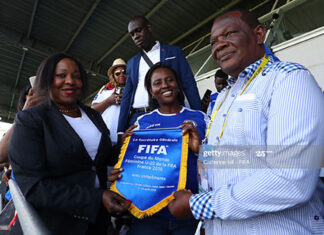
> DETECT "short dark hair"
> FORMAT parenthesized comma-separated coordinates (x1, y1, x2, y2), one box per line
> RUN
(215, 69, 228, 80)
(216, 9, 261, 28)
(17, 84, 32, 111)
(129, 16, 150, 26)
(144, 62, 185, 109)
(34, 53, 88, 99)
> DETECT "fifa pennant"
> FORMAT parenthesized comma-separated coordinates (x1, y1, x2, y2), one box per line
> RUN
(111, 128, 189, 219)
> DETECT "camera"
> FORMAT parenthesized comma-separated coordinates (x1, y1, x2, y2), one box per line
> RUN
(115, 87, 124, 95)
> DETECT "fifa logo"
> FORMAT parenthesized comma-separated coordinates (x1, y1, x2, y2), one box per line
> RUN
(137, 145, 168, 155)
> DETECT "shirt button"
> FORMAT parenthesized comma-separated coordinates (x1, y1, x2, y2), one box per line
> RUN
(231, 94, 235, 97)
(216, 137, 219, 141)
(314, 215, 319, 220)
(237, 108, 243, 112)
(222, 114, 227, 117)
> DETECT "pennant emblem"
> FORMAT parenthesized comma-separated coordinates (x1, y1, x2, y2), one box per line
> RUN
(111, 128, 188, 218)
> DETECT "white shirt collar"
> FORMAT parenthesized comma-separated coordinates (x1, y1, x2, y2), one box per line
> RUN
(146, 41, 160, 53)
(156, 106, 185, 116)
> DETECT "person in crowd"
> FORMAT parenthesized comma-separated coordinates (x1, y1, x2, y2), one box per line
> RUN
(214, 69, 229, 94)
(117, 16, 202, 137)
(0, 85, 41, 163)
(168, 9, 324, 234)
(110, 63, 207, 235)
(92, 58, 131, 235)
(201, 69, 228, 116)
(0, 83, 45, 184)
(92, 58, 127, 145)
(9, 53, 130, 235)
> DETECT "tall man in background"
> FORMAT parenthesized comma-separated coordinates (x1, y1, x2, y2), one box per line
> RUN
(117, 16, 202, 135)
(168, 9, 324, 234)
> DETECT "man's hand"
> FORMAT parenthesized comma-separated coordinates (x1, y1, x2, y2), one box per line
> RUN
(168, 189, 193, 219)
(102, 190, 131, 216)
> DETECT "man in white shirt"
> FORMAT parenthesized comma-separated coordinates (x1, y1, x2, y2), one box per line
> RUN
(168, 9, 324, 234)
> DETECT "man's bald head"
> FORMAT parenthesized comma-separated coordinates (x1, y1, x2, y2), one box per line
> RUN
(129, 16, 150, 26)
(216, 9, 261, 28)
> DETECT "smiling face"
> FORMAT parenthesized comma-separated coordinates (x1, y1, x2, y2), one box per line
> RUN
(128, 18, 155, 52)
(149, 68, 179, 107)
(210, 11, 265, 78)
(50, 58, 82, 107)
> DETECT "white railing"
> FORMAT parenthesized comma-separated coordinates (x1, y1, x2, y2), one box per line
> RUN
(8, 179, 50, 235)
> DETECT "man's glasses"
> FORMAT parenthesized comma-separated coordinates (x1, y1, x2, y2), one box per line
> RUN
(114, 70, 126, 77)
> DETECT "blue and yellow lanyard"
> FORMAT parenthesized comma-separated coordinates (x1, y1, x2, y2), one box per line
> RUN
(205, 55, 270, 140)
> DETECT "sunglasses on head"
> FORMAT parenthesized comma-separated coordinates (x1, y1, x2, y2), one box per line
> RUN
(114, 70, 126, 76)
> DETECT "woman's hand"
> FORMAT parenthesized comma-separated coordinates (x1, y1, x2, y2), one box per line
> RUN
(102, 190, 131, 216)
(1, 169, 11, 186)
(106, 89, 117, 105)
(92, 89, 121, 113)
(121, 125, 137, 145)
(107, 89, 123, 105)
(108, 168, 123, 183)
(168, 189, 193, 219)
(179, 122, 201, 154)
